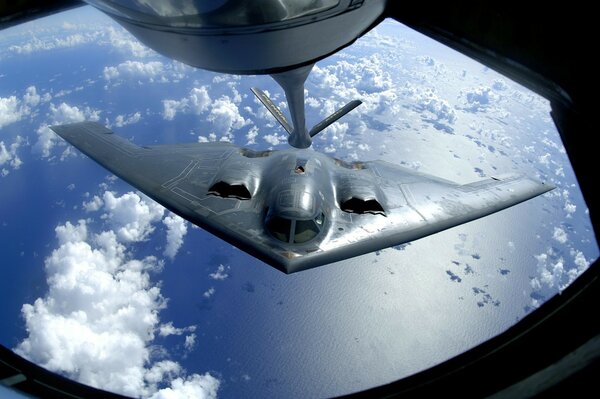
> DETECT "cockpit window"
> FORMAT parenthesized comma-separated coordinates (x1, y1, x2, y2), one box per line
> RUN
(294, 219, 319, 244)
(267, 216, 291, 243)
(268, 213, 325, 244)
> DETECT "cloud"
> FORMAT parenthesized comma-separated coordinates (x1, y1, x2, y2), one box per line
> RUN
(206, 95, 250, 136)
(530, 243, 592, 306)
(552, 227, 568, 244)
(103, 58, 193, 86)
(0, 136, 24, 175)
(158, 322, 195, 337)
(114, 112, 142, 127)
(54, 102, 97, 122)
(564, 201, 576, 215)
(189, 87, 211, 114)
(402, 84, 456, 132)
(571, 249, 590, 272)
(162, 90, 248, 140)
(23, 86, 41, 107)
(416, 55, 436, 66)
(16, 200, 219, 397)
(162, 213, 187, 260)
(83, 195, 104, 212)
(92, 191, 186, 258)
(208, 264, 229, 281)
(532, 251, 565, 291)
(101, 191, 165, 243)
(162, 99, 187, 121)
(104, 61, 165, 81)
(322, 121, 348, 141)
(15, 219, 164, 396)
(8, 33, 97, 55)
(161, 86, 211, 121)
(538, 153, 551, 165)
(461, 86, 498, 112)
(310, 56, 396, 113)
(492, 79, 508, 91)
(245, 126, 259, 145)
(0, 96, 24, 128)
(263, 132, 287, 146)
(105, 26, 153, 58)
(184, 334, 197, 351)
(34, 102, 101, 157)
(198, 133, 218, 143)
(149, 374, 219, 399)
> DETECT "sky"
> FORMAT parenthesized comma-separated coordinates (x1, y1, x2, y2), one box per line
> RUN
(0, 5, 598, 399)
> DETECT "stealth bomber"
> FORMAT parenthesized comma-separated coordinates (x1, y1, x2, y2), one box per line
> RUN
(51, 86, 553, 273)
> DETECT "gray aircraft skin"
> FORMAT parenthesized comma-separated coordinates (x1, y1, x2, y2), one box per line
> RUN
(50, 114, 553, 273)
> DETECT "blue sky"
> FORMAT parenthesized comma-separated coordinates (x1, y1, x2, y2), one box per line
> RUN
(0, 6, 598, 398)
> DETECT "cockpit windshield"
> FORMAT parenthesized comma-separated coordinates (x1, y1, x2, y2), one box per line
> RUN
(267, 216, 292, 243)
(294, 219, 319, 243)
(267, 213, 325, 244)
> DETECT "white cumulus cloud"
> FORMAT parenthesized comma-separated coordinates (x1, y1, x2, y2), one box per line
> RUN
(0, 96, 24, 128)
(149, 374, 219, 399)
(105, 26, 152, 58)
(564, 201, 576, 215)
(571, 249, 590, 272)
(263, 133, 286, 146)
(158, 322, 195, 337)
(23, 86, 41, 107)
(162, 99, 187, 121)
(206, 95, 250, 137)
(209, 264, 229, 281)
(34, 102, 101, 157)
(462, 86, 498, 112)
(184, 334, 196, 351)
(162, 213, 187, 260)
(162, 90, 247, 140)
(115, 112, 142, 127)
(0, 136, 24, 175)
(246, 126, 259, 145)
(15, 202, 219, 397)
(101, 191, 164, 243)
(552, 227, 568, 244)
(103, 61, 165, 82)
(9, 33, 97, 55)
(403, 84, 456, 128)
(161, 86, 211, 120)
(202, 287, 216, 298)
(83, 195, 104, 212)
(188, 86, 211, 114)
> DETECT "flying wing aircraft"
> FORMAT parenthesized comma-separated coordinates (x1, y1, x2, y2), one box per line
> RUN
(50, 94, 553, 273)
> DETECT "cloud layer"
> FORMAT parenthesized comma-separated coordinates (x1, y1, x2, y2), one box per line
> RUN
(16, 192, 215, 398)
(0, 136, 24, 177)
(34, 102, 102, 158)
(162, 213, 188, 260)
